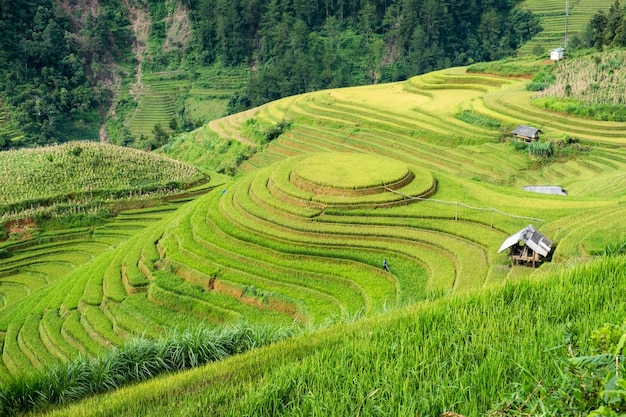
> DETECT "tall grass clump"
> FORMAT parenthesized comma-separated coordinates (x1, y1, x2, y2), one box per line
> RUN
(604, 240, 626, 257)
(492, 320, 626, 416)
(240, 118, 292, 145)
(528, 140, 553, 158)
(526, 67, 556, 91)
(0, 322, 300, 416)
(455, 110, 502, 129)
(509, 139, 557, 160)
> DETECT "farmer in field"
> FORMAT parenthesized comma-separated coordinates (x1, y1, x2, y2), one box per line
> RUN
(382, 259, 390, 272)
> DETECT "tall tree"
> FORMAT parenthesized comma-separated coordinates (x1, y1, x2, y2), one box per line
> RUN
(605, 0, 623, 45)
(590, 12, 609, 50)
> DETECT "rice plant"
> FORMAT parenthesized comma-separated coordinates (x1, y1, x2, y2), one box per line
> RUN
(31, 255, 625, 417)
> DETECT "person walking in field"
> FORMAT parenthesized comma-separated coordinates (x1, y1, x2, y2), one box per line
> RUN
(382, 259, 390, 272)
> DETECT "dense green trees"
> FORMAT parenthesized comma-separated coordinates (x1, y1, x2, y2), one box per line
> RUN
(573, 0, 626, 50)
(192, 0, 541, 108)
(0, 2, 86, 145)
(0, 0, 133, 147)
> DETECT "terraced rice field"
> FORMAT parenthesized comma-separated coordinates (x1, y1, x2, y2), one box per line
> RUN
(186, 66, 248, 124)
(130, 67, 248, 141)
(130, 72, 188, 140)
(2, 65, 626, 379)
(211, 65, 626, 267)
(0, 149, 498, 377)
(520, 0, 615, 55)
(0, 203, 192, 379)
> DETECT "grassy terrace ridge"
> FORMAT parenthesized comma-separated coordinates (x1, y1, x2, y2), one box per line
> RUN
(2, 57, 626, 415)
(293, 153, 410, 191)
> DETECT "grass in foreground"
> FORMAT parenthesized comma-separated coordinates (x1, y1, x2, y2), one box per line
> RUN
(32, 254, 626, 417)
(0, 323, 299, 416)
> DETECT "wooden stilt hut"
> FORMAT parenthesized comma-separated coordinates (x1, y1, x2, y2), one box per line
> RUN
(511, 125, 542, 143)
(498, 224, 553, 268)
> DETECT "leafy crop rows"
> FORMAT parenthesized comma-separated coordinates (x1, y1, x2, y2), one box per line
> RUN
(0, 142, 203, 222)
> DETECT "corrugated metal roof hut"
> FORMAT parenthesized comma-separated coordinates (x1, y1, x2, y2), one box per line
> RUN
(511, 125, 542, 142)
(498, 224, 553, 267)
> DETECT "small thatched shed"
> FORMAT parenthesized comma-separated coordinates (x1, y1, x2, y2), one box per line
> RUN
(511, 125, 542, 142)
(498, 224, 553, 268)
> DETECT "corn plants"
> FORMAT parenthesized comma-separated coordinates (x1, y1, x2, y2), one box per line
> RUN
(0, 141, 203, 216)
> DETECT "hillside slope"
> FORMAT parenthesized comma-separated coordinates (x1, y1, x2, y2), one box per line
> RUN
(520, 0, 616, 54)
(1, 0, 540, 147)
(2, 0, 613, 147)
(1, 63, 626, 416)
(35, 254, 626, 416)
(0, 141, 204, 224)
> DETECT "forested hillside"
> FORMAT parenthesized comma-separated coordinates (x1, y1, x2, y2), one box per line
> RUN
(0, 0, 541, 148)
(195, 0, 541, 110)
(0, 0, 133, 147)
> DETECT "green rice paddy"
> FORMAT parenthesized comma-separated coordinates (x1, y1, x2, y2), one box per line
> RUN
(293, 153, 410, 190)
(2, 54, 626, 416)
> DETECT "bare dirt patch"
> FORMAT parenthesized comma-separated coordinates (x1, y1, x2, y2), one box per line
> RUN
(3, 219, 36, 242)
(163, 2, 192, 52)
